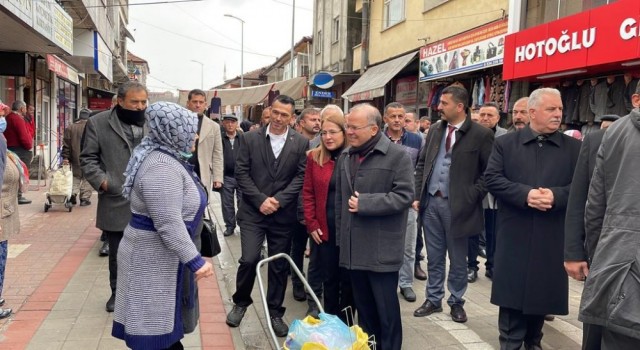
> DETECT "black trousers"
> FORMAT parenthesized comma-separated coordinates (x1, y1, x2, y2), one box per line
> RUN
(583, 323, 603, 350)
(307, 231, 354, 321)
(290, 222, 308, 286)
(232, 219, 292, 317)
(601, 327, 640, 349)
(105, 230, 124, 294)
(350, 270, 402, 350)
(468, 208, 497, 271)
(498, 307, 544, 350)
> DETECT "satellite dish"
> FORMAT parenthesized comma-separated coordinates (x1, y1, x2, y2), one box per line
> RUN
(312, 72, 335, 89)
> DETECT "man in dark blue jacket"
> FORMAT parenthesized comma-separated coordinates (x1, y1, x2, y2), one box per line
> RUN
(220, 114, 243, 236)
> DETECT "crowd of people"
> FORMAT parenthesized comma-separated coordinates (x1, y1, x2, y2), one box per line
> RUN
(0, 78, 638, 350)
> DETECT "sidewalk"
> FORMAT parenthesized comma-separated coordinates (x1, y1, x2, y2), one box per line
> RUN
(0, 186, 587, 349)
(0, 188, 238, 349)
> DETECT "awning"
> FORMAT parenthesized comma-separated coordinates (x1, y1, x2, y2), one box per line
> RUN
(342, 51, 417, 103)
(177, 76, 307, 106)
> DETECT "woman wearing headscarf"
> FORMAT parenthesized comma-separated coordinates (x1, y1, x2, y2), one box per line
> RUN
(302, 108, 354, 320)
(112, 102, 213, 350)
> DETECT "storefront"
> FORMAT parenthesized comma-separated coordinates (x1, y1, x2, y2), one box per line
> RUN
(503, 0, 640, 133)
(419, 18, 509, 120)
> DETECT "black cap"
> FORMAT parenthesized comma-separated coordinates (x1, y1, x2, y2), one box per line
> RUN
(599, 114, 619, 122)
(222, 114, 238, 121)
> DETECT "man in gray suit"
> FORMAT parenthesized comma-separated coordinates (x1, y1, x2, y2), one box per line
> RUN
(81, 81, 148, 312)
(468, 102, 507, 282)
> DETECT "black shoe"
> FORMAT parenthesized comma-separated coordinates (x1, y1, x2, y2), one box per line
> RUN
(18, 197, 32, 205)
(223, 228, 234, 237)
(400, 287, 417, 302)
(100, 232, 107, 242)
(99, 242, 109, 257)
(106, 294, 115, 312)
(80, 199, 91, 206)
(479, 247, 487, 259)
(544, 315, 555, 321)
(292, 284, 306, 302)
(525, 343, 543, 350)
(270, 316, 289, 337)
(306, 302, 320, 319)
(413, 300, 442, 317)
(0, 298, 4, 306)
(0, 308, 11, 319)
(450, 304, 468, 323)
(467, 268, 478, 283)
(414, 265, 427, 281)
(69, 194, 77, 205)
(485, 269, 493, 279)
(226, 305, 247, 327)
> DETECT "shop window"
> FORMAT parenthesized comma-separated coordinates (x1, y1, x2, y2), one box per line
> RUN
(424, 0, 450, 12)
(383, 0, 405, 29)
(525, 0, 616, 29)
(332, 16, 340, 44)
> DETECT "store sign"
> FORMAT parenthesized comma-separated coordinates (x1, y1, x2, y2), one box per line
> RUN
(94, 32, 113, 82)
(311, 90, 335, 99)
(46, 55, 79, 84)
(52, 5, 74, 55)
(503, 0, 640, 80)
(1, 0, 33, 26)
(395, 76, 417, 105)
(419, 19, 508, 82)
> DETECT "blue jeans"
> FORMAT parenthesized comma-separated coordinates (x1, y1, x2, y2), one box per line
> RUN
(0, 240, 8, 296)
(423, 196, 468, 306)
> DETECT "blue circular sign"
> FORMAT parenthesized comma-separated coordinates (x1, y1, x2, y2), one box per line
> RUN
(312, 72, 335, 89)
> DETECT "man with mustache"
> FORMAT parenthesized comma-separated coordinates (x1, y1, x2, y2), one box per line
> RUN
(484, 88, 581, 349)
(508, 97, 529, 132)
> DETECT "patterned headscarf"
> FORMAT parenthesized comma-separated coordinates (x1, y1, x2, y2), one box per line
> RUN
(122, 102, 198, 199)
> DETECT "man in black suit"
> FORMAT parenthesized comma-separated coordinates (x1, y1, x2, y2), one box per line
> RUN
(225, 95, 309, 337)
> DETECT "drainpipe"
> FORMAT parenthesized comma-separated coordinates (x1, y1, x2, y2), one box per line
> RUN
(361, 0, 370, 72)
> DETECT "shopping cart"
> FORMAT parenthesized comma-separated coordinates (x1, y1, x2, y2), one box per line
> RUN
(44, 165, 73, 212)
(256, 253, 375, 350)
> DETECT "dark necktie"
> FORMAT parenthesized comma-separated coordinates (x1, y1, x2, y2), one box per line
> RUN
(445, 125, 456, 153)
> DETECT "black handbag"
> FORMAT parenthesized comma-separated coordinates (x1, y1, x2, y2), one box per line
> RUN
(200, 207, 221, 258)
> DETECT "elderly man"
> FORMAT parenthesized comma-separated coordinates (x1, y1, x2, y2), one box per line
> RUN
(220, 114, 243, 237)
(419, 116, 431, 135)
(508, 97, 530, 132)
(413, 85, 494, 323)
(485, 88, 581, 349)
(468, 102, 508, 282)
(579, 84, 640, 350)
(5, 100, 33, 204)
(382, 102, 423, 303)
(336, 103, 413, 349)
(81, 81, 148, 313)
(62, 108, 94, 207)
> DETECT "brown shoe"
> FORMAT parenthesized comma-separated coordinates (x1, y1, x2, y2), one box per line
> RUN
(413, 300, 442, 317)
(544, 315, 555, 321)
(450, 304, 468, 323)
(414, 265, 427, 281)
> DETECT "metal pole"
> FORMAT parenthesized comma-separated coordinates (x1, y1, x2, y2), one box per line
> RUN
(190, 60, 204, 90)
(290, 0, 295, 80)
(240, 20, 244, 88)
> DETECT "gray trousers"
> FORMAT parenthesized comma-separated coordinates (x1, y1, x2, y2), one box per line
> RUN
(423, 195, 468, 306)
(72, 176, 93, 201)
(398, 208, 418, 288)
(221, 175, 241, 230)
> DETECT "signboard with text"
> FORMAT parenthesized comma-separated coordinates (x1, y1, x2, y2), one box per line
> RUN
(503, 0, 640, 80)
(395, 76, 417, 105)
(419, 19, 508, 82)
(311, 90, 335, 99)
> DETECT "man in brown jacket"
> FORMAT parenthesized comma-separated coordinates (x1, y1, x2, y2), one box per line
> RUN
(62, 108, 93, 207)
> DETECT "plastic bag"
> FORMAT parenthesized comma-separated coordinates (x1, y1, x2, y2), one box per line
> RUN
(284, 313, 370, 350)
(49, 165, 73, 197)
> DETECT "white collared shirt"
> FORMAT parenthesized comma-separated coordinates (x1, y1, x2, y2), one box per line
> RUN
(448, 120, 465, 149)
(266, 124, 288, 158)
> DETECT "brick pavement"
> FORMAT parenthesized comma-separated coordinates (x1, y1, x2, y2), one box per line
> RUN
(0, 189, 237, 349)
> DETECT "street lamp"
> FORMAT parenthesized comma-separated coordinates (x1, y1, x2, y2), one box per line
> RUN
(224, 14, 245, 88)
(190, 59, 204, 90)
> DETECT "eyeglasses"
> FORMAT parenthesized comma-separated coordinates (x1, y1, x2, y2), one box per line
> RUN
(345, 124, 373, 131)
(320, 130, 343, 136)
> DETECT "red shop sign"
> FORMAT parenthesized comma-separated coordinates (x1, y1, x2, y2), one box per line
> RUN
(503, 0, 640, 80)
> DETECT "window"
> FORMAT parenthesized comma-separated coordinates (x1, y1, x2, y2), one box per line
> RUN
(315, 30, 323, 54)
(424, 0, 450, 12)
(332, 16, 340, 43)
(525, 0, 617, 29)
(383, 0, 405, 29)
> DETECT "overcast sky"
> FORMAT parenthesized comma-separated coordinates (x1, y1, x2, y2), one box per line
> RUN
(127, 0, 313, 92)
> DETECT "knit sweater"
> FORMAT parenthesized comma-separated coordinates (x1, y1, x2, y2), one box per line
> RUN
(112, 150, 206, 350)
